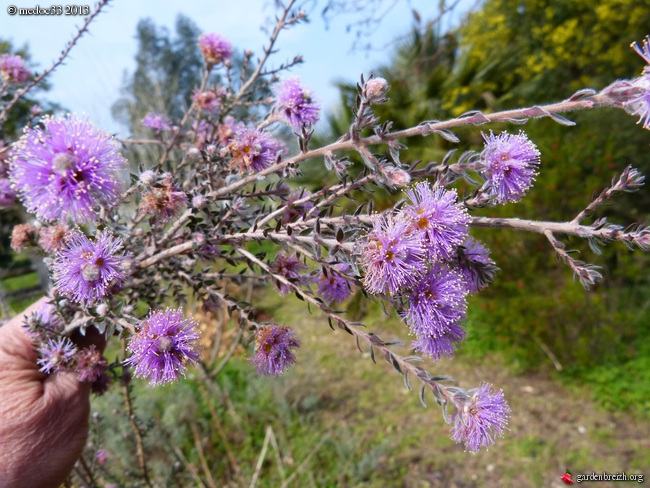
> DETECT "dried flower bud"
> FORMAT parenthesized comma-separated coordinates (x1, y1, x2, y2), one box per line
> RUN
(363, 77, 389, 103)
(38, 224, 68, 253)
(192, 195, 207, 209)
(206, 144, 218, 157)
(384, 166, 411, 187)
(96, 303, 109, 317)
(192, 232, 207, 247)
(139, 182, 188, 224)
(139, 170, 156, 186)
(187, 147, 201, 160)
(11, 223, 37, 251)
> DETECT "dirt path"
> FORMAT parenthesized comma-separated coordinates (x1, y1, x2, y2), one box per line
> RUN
(265, 295, 650, 487)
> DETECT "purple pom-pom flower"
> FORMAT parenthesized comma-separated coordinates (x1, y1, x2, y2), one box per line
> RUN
(250, 324, 300, 376)
(452, 237, 498, 294)
(450, 383, 511, 453)
(227, 127, 283, 174)
(75, 345, 108, 383)
(124, 309, 201, 386)
(317, 263, 352, 303)
(402, 182, 470, 261)
(412, 323, 466, 361)
(198, 33, 232, 66)
(0, 54, 30, 84)
(480, 131, 540, 204)
(52, 230, 130, 306)
(402, 264, 468, 339)
(361, 213, 426, 295)
(37, 337, 77, 374)
(273, 77, 320, 131)
(9, 115, 127, 223)
(141, 113, 172, 132)
(272, 253, 308, 296)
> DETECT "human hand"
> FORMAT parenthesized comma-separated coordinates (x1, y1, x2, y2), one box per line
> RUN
(0, 298, 93, 488)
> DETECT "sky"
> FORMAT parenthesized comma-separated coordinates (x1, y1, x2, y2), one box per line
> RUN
(1, 0, 474, 136)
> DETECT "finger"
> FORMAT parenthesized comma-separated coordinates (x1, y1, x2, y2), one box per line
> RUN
(0, 297, 49, 371)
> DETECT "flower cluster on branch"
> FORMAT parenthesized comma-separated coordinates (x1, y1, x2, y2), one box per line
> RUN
(1, 1, 649, 457)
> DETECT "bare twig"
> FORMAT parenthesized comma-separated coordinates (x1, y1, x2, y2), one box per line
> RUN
(0, 0, 110, 123)
(191, 421, 218, 488)
(279, 436, 328, 488)
(173, 445, 208, 488)
(198, 384, 241, 477)
(122, 339, 153, 488)
(249, 425, 272, 488)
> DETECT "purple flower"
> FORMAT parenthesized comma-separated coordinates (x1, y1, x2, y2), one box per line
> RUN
(96, 450, 108, 465)
(75, 345, 108, 382)
(272, 253, 308, 296)
(451, 237, 498, 294)
(402, 182, 470, 261)
(0, 177, 15, 207)
(227, 127, 283, 173)
(450, 383, 510, 453)
(124, 309, 201, 386)
(139, 182, 188, 224)
(216, 116, 244, 144)
(402, 264, 468, 339)
(0, 54, 30, 83)
(273, 77, 320, 131)
(52, 230, 130, 305)
(198, 33, 232, 66)
(318, 263, 352, 303)
(192, 88, 224, 112)
(632, 35, 650, 74)
(361, 213, 426, 295)
(480, 131, 540, 204)
(625, 75, 650, 129)
(250, 324, 300, 376)
(30, 301, 64, 335)
(37, 337, 77, 374)
(282, 189, 316, 224)
(38, 223, 68, 253)
(412, 323, 466, 361)
(141, 113, 172, 132)
(9, 115, 127, 223)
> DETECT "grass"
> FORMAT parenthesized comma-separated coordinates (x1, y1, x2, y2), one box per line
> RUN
(0, 271, 41, 317)
(87, 291, 650, 486)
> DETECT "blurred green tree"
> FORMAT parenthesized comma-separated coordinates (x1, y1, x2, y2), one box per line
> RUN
(318, 0, 650, 373)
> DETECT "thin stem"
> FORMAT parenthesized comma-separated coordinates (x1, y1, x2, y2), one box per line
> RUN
(231, 0, 298, 108)
(172, 445, 207, 488)
(160, 68, 211, 167)
(198, 383, 241, 477)
(121, 352, 153, 488)
(190, 421, 218, 488)
(249, 425, 272, 488)
(234, 246, 446, 395)
(211, 95, 611, 198)
(137, 241, 193, 269)
(0, 0, 110, 123)
(279, 436, 328, 488)
(219, 231, 355, 252)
